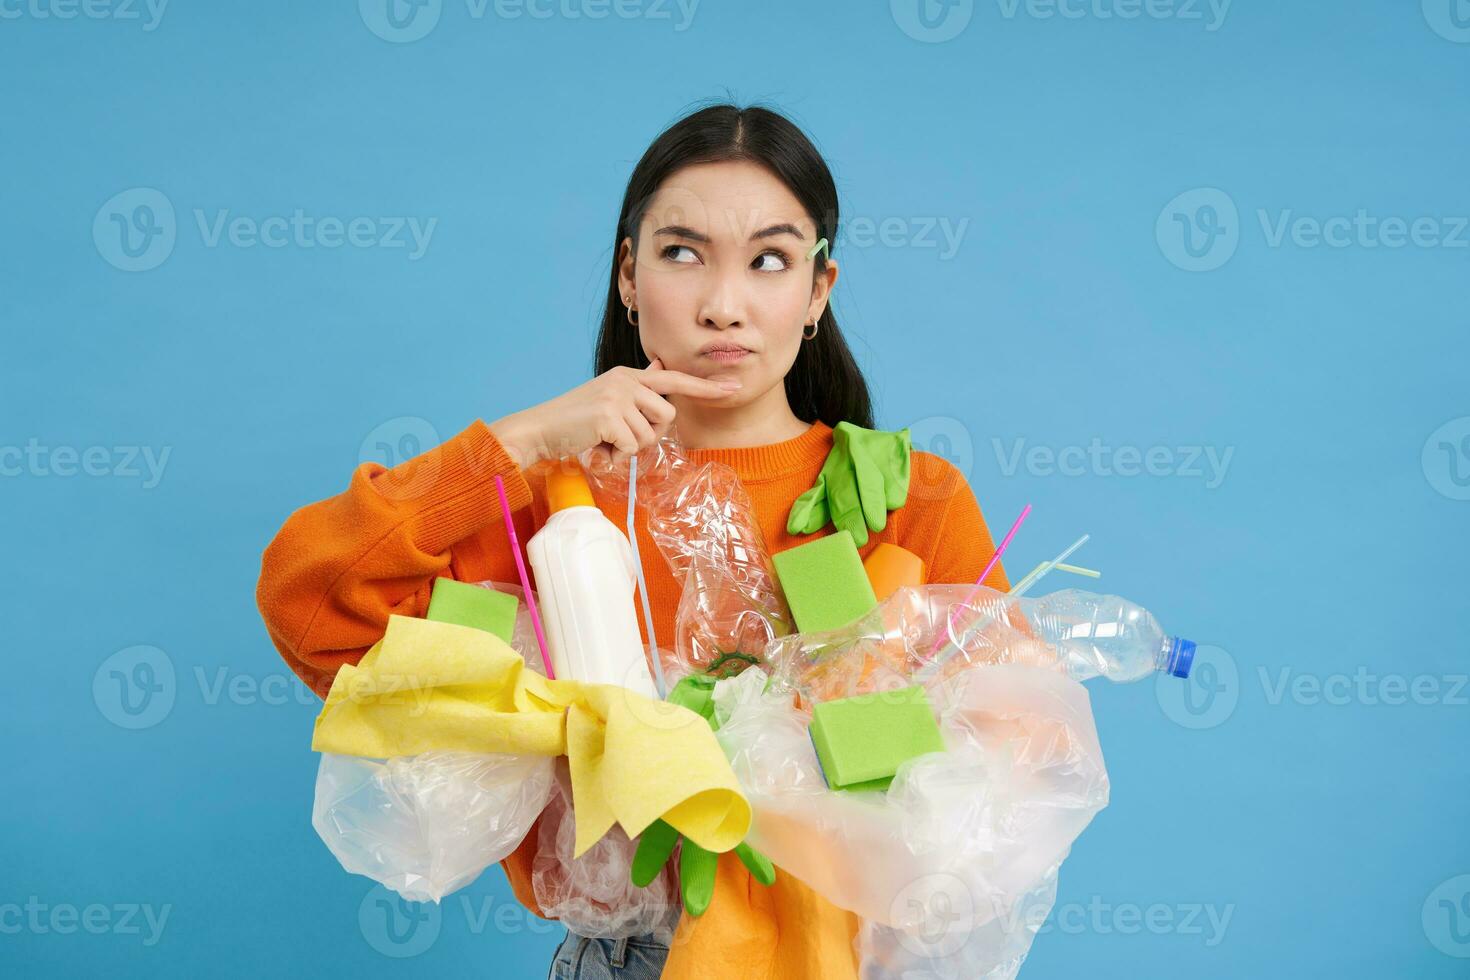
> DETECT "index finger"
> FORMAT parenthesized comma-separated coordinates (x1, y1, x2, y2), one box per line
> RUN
(640, 368, 739, 400)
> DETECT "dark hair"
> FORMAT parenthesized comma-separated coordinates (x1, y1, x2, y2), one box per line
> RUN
(593, 101, 874, 430)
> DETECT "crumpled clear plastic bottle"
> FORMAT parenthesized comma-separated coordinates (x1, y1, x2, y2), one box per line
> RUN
(760, 584, 1194, 704)
(917, 586, 1195, 686)
(582, 435, 792, 680)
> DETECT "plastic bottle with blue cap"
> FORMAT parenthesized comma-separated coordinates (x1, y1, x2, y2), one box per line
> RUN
(1007, 588, 1196, 682)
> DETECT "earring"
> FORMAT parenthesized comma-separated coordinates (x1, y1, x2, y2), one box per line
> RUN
(625, 299, 639, 327)
(802, 320, 819, 340)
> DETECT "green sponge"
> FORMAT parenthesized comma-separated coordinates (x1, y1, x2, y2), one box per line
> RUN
(809, 685, 945, 793)
(425, 578, 518, 644)
(772, 530, 879, 634)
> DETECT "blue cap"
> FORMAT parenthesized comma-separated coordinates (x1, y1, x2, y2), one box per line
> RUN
(1165, 637, 1196, 679)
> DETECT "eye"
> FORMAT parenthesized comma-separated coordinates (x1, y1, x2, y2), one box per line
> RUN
(753, 249, 791, 272)
(661, 244, 699, 264)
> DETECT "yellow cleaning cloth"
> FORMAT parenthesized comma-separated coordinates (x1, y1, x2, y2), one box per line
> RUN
(311, 614, 750, 858)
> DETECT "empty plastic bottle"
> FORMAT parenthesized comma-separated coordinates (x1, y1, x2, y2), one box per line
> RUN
(1005, 588, 1195, 682)
(526, 465, 658, 698)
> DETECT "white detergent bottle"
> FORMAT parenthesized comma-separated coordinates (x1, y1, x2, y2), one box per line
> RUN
(526, 464, 658, 698)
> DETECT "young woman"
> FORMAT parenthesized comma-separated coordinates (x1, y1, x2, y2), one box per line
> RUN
(257, 102, 1008, 980)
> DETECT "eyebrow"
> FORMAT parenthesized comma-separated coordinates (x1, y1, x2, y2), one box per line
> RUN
(653, 222, 807, 244)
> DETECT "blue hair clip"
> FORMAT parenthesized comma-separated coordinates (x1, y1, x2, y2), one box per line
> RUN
(806, 236, 830, 261)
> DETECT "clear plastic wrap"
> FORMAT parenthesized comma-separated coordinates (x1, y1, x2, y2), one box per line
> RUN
(584, 442, 1155, 973)
(531, 757, 681, 944)
(713, 647, 1109, 976)
(761, 584, 1059, 706)
(763, 583, 1192, 707)
(583, 436, 792, 679)
(855, 866, 1060, 980)
(712, 663, 1106, 921)
(307, 452, 1183, 975)
(312, 581, 553, 903)
(312, 750, 555, 903)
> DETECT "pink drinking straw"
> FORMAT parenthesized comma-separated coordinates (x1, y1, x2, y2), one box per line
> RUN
(495, 474, 554, 680)
(927, 502, 1032, 658)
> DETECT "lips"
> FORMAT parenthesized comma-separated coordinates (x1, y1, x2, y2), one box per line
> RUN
(699, 342, 755, 365)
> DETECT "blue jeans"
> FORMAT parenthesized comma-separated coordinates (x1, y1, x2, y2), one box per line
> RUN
(547, 928, 671, 979)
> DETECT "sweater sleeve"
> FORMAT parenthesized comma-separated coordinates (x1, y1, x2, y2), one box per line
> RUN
(257, 419, 554, 919)
(255, 419, 534, 699)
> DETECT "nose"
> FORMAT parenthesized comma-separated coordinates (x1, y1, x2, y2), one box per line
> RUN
(697, 266, 748, 330)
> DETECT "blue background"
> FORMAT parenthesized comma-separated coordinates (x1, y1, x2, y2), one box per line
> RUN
(3, 1, 1468, 976)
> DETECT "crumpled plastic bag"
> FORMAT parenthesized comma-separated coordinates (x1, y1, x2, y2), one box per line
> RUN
(311, 582, 554, 904)
(532, 757, 681, 944)
(312, 749, 555, 903)
(712, 658, 1108, 977)
(855, 865, 1060, 980)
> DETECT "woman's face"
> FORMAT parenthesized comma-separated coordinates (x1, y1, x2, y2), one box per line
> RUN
(617, 160, 838, 402)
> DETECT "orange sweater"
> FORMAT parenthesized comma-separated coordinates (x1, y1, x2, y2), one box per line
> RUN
(257, 418, 1008, 979)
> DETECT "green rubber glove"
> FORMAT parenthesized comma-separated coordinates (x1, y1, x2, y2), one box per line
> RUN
(630, 819, 775, 916)
(628, 675, 777, 915)
(787, 422, 912, 548)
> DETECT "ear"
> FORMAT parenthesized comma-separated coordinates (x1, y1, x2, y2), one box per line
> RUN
(806, 259, 839, 324)
(617, 236, 637, 300)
